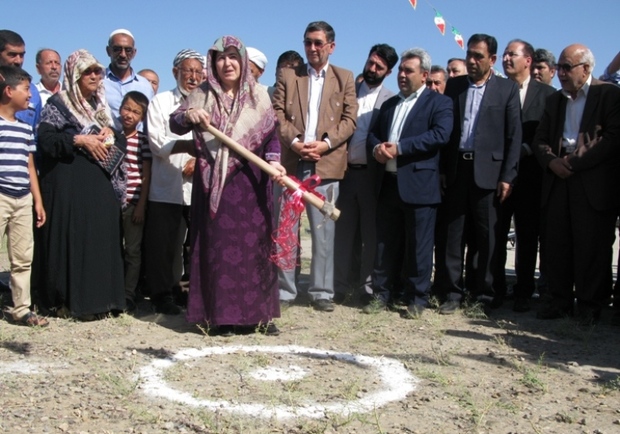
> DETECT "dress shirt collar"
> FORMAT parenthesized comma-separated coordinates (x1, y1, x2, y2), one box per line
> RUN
(467, 73, 492, 89)
(358, 81, 382, 97)
(561, 74, 592, 100)
(398, 85, 424, 102)
(520, 75, 531, 90)
(308, 62, 329, 79)
(172, 86, 184, 103)
(106, 66, 138, 84)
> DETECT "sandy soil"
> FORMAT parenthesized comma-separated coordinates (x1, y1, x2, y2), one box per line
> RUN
(1, 231, 620, 434)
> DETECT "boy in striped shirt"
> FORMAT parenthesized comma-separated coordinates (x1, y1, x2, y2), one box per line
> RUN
(0, 65, 47, 326)
(119, 91, 151, 312)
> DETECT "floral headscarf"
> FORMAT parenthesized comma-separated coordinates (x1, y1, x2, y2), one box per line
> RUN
(59, 49, 112, 129)
(181, 35, 277, 217)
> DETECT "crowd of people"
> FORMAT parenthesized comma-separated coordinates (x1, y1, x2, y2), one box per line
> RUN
(0, 21, 619, 335)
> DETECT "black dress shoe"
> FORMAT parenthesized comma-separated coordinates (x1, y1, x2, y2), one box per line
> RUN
(257, 323, 281, 336)
(312, 299, 335, 312)
(490, 296, 504, 309)
(513, 298, 531, 313)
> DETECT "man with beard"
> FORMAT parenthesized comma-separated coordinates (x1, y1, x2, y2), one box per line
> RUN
(333, 44, 397, 304)
(34, 49, 61, 106)
(104, 29, 153, 124)
(0, 30, 42, 130)
(144, 49, 204, 315)
(363, 48, 453, 316)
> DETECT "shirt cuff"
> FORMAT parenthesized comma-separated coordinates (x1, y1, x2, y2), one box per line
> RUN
(324, 137, 332, 150)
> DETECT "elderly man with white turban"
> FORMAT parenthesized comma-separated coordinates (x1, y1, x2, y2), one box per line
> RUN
(144, 48, 205, 315)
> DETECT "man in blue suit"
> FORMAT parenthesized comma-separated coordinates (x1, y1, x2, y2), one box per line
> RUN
(434, 34, 522, 314)
(364, 48, 453, 317)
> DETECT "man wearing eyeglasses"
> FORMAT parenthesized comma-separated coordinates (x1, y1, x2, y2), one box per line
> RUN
(534, 44, 620, 325)
(272, 20, 358, 312)
(144, 49, 205, 315)
(493, 39, 555, 313)
(433, 33, 522, 315)
(104, 29, 154, 124)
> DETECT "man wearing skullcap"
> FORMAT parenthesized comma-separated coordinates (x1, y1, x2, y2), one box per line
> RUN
(144, 49, 205, 315)
(104, 28, 154, 124)
(246, 47, 268, 83)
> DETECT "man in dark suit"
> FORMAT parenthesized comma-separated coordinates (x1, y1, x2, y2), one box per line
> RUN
(534, 43, 620, 324)
(494, 39, 556, 312)
(363, 48, 453, 317)
(333, 44, 397, 304)
(272, 21, 358, 312)
(434, 33, 522, 314)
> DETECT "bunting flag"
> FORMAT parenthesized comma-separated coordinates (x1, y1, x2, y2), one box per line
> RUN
(452, 27, 464, 50)
(407, 0, 466, 50)
(434, 12, 446, 35)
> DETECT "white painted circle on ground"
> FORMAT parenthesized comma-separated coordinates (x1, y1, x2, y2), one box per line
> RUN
(139, 345, 419, 419)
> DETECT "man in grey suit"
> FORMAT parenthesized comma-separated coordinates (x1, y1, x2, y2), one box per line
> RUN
(434, 33, 522, 314)
(334, 44, 398, 304)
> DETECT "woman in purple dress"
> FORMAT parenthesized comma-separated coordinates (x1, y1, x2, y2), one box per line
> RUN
(170, 36, 285, 336)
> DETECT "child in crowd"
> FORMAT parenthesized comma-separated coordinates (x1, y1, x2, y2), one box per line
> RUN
(119, 91, 151, 312)
(0, 65, 47, 326)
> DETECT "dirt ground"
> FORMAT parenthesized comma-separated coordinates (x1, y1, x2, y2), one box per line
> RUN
(1, 226, 620, 434)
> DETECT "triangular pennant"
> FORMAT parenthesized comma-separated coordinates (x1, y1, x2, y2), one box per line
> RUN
(452, 27, 464, 49)
(408, 0, 417, 9)
(434, 12, 446, 35)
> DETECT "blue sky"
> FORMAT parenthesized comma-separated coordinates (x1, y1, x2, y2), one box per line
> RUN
(8, 0, 620, 93)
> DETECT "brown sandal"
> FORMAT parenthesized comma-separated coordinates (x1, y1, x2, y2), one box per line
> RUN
(17, 312, 49, 327)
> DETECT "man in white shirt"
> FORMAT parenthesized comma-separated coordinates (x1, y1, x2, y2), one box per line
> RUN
(272, 21, 358, 312)
(333, 44, 397, 304)
(145, 49, 204, 315)
(496, 39, 555, 312)
(34, 49, 61, 106)
(534, 44, 620, 324)
(364, 48, 453, 317)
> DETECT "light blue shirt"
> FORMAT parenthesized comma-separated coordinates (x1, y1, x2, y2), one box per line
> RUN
(459, 78, 489, 152)
(104, 67, 154, 129)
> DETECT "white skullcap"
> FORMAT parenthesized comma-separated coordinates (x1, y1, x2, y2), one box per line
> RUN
(109, 29, 135, 40)
(246, 47, 268, 71)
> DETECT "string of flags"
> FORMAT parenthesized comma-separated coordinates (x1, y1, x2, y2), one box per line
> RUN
(408, 0, 465, 50)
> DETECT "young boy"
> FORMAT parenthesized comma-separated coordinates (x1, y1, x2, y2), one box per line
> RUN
(119, 91, 151, 312)
(0, 65, 47, 326)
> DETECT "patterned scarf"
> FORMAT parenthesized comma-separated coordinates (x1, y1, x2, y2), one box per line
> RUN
(182, 36, 277, 217)
(58, 49, 112, 129)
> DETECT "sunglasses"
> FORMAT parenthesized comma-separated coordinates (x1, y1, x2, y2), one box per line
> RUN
(556, 62, 585, 72)
(303, 39, 329, 49)
(111, 46, 135, 55)
(82, 67, 103, 76)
